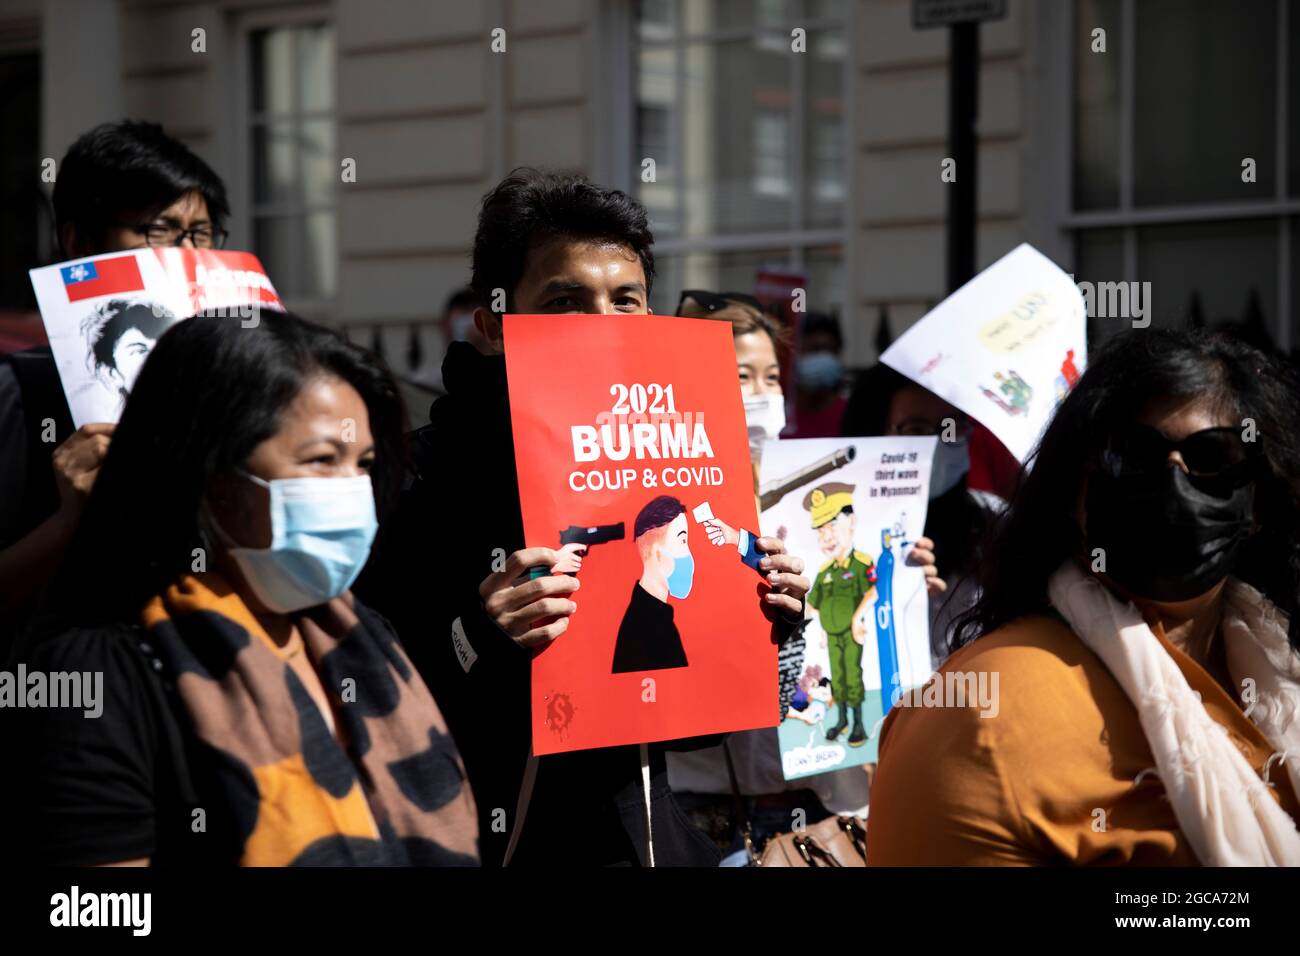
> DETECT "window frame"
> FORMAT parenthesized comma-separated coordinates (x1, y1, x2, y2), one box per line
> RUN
(625, 0, 852, 310)
(233, 4, 338, 318)
(1063, 0, 1294, 350)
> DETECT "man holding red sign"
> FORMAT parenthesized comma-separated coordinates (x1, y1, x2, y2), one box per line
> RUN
(362, 168, 808, 867)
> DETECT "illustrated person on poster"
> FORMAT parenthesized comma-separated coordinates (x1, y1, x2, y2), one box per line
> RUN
(79, 299, 176, 415)
(1054, 348, 1081, 400)
(980, 369, 1033, 417)
(786, 669, 833, 724)
(611, 495, 776, 674)
(612, 496, 694, 674)
(803, 482, 877, 748)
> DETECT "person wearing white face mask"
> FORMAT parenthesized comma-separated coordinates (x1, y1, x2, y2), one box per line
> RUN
(7, 311, 479, 867)
(676, 290, 788, 491)
(842, 363, 1007, 668)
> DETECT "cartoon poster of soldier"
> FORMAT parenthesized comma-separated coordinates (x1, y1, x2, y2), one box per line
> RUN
(30, 247, 283, 428)
(879, 243, 1087, 462)
(758, 435, 936, 779)
(504, 313, 778, 756)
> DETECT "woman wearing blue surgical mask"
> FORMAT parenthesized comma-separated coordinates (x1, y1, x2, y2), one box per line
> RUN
(6, 311, 479, 867)
(842, 363, 1005, 667)
(789, 312, 849, 439)
(868, 329, 1300, 866)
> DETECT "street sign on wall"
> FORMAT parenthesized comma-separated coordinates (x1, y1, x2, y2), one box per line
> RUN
(913, 0, 1008, 29)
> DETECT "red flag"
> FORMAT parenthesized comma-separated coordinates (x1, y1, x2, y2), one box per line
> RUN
(61, 255, 146, 303)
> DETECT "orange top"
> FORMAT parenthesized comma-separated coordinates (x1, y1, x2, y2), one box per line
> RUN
(866, 614, 1300, 865)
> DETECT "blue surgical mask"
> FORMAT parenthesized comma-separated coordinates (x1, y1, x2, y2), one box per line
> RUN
(449, 311, 475, 342)
(796, 352, 843, 391)
(206, 472, 379, 613)
(666, 552, 695, 600)
(929, 436, 970, 499)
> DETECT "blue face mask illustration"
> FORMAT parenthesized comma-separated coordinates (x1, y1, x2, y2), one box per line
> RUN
(666, 552, 695, 599)
(206, 472, 379, 613)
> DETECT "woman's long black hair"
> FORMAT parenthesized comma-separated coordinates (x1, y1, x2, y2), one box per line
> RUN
(951, 328, 1300, 653)
(36, 310, 407, 634)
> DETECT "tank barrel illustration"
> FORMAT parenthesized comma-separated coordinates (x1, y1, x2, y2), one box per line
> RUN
(759, 446, 856, 512)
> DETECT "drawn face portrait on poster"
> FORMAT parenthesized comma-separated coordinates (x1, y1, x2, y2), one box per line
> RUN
(816, 508, 856, 562)
(31, 249, 283, 428)
(612, 495, 696, 674)
(640, 506, 694, 601)
(79, 298, 177, 413)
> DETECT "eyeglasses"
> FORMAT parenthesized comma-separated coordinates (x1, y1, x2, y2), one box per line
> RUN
(118, 221, 229, 250)
(1101, 423, 1261, 493)
(676, 289, 764, 315)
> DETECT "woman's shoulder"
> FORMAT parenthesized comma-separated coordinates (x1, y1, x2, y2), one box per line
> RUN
(880, 612, 1126, 794)
(942, 613, 1100, 680)
(905, 613, 1120, 733)
(19, 621, 157, 685)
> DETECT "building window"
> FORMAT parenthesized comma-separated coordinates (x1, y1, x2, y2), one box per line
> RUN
(248, 22, 337, 302)
(1069, 0, 1298, 351)
(754, 111, 791, 197)
(633, 0, 848, 318)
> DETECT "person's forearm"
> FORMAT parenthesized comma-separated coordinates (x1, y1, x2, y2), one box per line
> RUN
(0, 508, 77, 611)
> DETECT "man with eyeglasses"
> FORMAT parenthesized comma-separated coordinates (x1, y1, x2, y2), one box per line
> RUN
(0, 120, 230, 640)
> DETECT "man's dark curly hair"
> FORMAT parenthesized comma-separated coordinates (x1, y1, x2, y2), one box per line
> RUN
(470, 167, 655, 313)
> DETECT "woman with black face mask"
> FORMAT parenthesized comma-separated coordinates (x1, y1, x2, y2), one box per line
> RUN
(866, 329, 1300, 866)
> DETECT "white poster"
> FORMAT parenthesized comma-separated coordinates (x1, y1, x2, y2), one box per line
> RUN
(29, 248, 283, 428)
(759, 436, 935, 780)
(880, 243, 1087, 462)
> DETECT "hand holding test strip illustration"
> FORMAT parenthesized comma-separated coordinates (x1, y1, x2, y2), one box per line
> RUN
(694, 502, 730, 546)
(693, 501, 764, 573)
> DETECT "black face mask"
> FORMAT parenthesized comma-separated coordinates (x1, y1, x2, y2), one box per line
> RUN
(1085, 464, 1255, 602)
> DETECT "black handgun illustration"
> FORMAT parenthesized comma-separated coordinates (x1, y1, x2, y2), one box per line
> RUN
(559, 522, 626, 552)
(529, 523, 626, 579)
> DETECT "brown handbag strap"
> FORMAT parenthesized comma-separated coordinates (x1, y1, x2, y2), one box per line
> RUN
(839, 816, 869, 860)
(794, 834, 842, 867)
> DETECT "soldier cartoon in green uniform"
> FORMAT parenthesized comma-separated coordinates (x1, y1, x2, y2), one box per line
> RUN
(803, 482, 876, 747)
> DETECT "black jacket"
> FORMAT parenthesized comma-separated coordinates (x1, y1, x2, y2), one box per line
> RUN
(0, 347, 76, 652)
(357, 342, 727, 866)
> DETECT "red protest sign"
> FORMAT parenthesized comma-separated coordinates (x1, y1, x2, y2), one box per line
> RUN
(504, 313, 778, 755)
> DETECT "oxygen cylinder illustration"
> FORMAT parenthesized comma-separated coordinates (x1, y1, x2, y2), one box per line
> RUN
(875, 524, 903, 716)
